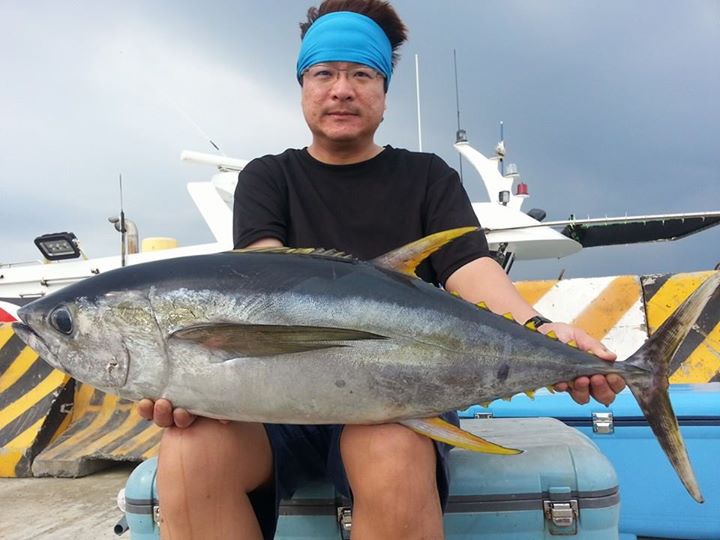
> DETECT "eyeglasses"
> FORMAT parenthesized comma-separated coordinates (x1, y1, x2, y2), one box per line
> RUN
(303, 64, 385, 88)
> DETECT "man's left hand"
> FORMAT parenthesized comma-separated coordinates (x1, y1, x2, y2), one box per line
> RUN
(540, 322, 626, 406)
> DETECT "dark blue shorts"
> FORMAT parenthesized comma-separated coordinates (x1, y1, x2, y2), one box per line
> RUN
(248, 413, 458, 539)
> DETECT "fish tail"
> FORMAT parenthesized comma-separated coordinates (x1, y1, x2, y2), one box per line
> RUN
(622, 271, 720, 503)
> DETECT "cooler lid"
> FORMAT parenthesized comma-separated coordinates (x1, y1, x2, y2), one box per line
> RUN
(452, 418, 618, 500)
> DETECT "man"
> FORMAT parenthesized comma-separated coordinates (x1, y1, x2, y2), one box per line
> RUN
(138, 1, 625, 538)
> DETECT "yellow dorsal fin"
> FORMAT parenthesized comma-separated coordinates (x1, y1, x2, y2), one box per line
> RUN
(502, 312, 515, 321)
(476, 301, 489, 310)
(545, 330, 559, 340)
(371, 227, 479, 277)
(524, 390, 536, 400)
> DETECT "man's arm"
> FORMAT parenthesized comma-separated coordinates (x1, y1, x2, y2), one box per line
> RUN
(445, 256, 626, 406)
(244, 238, 284, 249)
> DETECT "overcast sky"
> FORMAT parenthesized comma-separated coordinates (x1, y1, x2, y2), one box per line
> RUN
(1, 0, 718, 280)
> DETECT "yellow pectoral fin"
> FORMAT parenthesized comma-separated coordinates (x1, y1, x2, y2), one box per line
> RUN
(399, 417, 522, 455)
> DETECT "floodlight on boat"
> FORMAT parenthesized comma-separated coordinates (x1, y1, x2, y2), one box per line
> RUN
(34, 232, 82, 261)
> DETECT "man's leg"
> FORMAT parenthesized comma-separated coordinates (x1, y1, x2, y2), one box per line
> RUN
(340, 424, 444, 540)
(156, 418, 273, 539)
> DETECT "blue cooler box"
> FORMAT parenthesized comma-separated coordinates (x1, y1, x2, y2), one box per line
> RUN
(121, 417, 620, 539)
(459, 383, 720, 540)
(441, 418, 619, 539)
(121, 457, 160, 540)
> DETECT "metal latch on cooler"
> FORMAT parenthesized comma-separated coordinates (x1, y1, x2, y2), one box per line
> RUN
(592, 411, 614, 433)
(543, 499, 578, 535)
(153, 505, 161, 526)
(337, 506, 352, 540)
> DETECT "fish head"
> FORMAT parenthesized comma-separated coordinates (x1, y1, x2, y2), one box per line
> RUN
(13, 286, 162, 394)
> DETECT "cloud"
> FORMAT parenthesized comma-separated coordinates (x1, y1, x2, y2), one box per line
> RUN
(2, 0, 718, 280)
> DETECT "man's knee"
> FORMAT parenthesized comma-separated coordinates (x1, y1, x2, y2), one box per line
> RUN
(341, 424, 437, 498)
(158, 418, 273, 493)
(341, 424, 442, 537)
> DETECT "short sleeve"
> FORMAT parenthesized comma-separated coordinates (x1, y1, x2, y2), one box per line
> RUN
(233, 157, 288, 249)
(422, 155, 490, 286)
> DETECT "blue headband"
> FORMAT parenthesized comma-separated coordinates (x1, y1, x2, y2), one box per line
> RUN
(296, 11, 393, 89)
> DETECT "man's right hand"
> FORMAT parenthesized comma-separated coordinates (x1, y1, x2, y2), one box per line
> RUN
(137, 398, 197, 428)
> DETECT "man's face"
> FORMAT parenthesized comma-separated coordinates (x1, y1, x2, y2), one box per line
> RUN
(301, 61, 387, 145)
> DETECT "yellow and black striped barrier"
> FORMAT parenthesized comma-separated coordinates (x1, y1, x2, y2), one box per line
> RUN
(0, 323, 73, 477)
(516, 271, 720, 382)
(517, 274, 648, 362)
(32, 383, 162, 477)
(0, 321, 161, 478)
(642, 271, 720, 383)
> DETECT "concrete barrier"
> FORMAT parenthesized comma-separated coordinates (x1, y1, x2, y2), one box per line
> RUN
(0, 323, 73, 477)
(32, 384, 161, 478)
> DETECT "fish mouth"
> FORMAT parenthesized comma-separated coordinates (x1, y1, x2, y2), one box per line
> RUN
(16, 304, 30, 325)
(14, 305, 52, 358)
(12, 321, 56, 368)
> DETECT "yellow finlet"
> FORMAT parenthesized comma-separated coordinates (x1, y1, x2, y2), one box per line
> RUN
(449, 291, 461, 297)
(371, 227, 479, 277)
(524, 320, 539, 331)
(501, 395, 513, 402)
(476, 301, 489, 310)
(399, 417, 522, 455)
(567, 340, 579, 349)
(545, 330, 559, 340)
(546, 385, 556, 394)
(524, 390, 536, 400)
(502, 312, 515, 321)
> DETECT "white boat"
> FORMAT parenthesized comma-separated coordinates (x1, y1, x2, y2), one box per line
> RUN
(0, 151, 242, 305)
(1, 140, 718, 312)
(455, 134, 720, 272)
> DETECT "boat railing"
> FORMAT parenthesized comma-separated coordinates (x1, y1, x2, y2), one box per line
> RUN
(0, 260, 45, 269)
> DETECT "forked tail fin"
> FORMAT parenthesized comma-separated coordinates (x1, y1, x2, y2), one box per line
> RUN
(623, 271, 720, 503)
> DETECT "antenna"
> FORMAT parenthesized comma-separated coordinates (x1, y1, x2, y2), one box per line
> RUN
(109, 175, 138, 264)
(175, 104, 223, 153)
(119, 174, 126, 267)
(500, 121, 504, 176)
(157, 88, 225, 154)
(415, 54, 423, 152)
(453, 49, 464, 183)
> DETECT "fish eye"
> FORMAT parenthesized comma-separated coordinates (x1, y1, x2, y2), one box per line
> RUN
(49, 306, 73, 335)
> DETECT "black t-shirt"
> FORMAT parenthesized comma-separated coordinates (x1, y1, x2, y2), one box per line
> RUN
(233, 146, 490, 286)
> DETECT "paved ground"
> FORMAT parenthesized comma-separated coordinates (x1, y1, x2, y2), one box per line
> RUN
(0, 464, 135, 540)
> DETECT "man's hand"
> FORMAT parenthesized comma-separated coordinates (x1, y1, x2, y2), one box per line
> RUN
(541, 322, 626, 406)
(137, 398, 197, 428)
